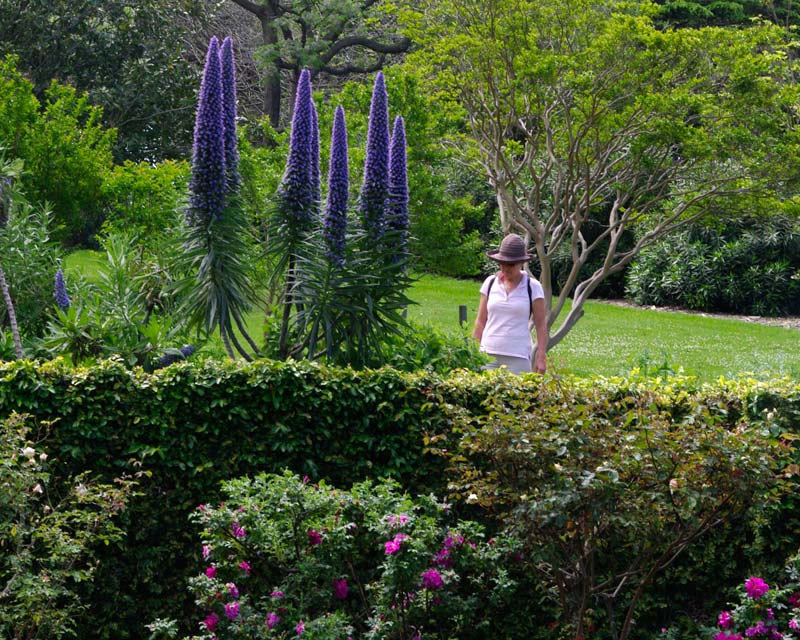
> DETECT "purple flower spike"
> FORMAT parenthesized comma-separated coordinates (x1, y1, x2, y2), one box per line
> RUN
(54, 268, 70, 312)
(220, 36, 240, 191)
(387, 115, 409, 263)
(323, 106, 349, 268)
(278, 69, 316, 235)
(359, 72, 390, 245)
(189, 37, 227, 226)
(310, 99, 321, 215)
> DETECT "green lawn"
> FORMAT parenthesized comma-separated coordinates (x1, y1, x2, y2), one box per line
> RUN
(64, 254, 800, 382)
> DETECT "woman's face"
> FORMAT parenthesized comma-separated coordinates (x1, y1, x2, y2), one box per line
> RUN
(499, 261, 522, 278)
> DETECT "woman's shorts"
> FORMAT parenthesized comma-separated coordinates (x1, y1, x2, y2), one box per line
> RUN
(482, 353, 531, 375)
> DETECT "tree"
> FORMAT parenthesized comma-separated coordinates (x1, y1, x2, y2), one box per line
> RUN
(0, 0, 213, 161)
(401, 0, 800, 350)
(652, 0, 800, 28)
(229, 0, 410, 127)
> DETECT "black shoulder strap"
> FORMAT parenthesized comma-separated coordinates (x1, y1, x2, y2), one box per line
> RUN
(487, 275, 533, 318)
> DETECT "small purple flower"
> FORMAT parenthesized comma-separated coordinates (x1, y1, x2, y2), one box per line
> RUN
(432, 547, 453, 568)
(204, 612, 219, 631)
(719, 611, 733, 629)
(224, 601, 240, 620)
(308, 529, 322, 545)
(745, 577, 770, 599)
(54, 269, 70, 312)
(226, 582, 239, 599)
(296, 619, 305, 635)
(238, 561, 251, 575)
(384, 533, 408, 555)
(266, 612, 280, 629)
(332, 577, 349, 600)
(421, 568, 444, 589)
(205, 566, 216, 579)
(231, 522, 246, 538)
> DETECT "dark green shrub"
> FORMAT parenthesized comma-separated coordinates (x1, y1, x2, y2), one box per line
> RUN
(627, 216, 800, 315)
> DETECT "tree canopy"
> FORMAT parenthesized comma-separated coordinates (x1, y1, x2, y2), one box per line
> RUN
(401, 0, 800, 348)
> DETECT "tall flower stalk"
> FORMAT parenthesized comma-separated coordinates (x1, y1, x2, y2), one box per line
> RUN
(359, 72, 390, 247)
(387, 115, 409, 266)
(0, 167, 23, 359)
(323, 106, 349, 269)
(54, 268, 70, 312)
(179, 36, 258, 360)
(310, 100, 321, 217)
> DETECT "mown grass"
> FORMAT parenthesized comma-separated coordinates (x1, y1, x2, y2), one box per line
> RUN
(64, 254, 800, 382)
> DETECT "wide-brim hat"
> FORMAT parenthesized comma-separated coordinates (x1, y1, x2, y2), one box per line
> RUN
(487, 233, 535, 262)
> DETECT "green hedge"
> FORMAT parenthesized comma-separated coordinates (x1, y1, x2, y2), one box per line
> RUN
(0, 358, 798, 638)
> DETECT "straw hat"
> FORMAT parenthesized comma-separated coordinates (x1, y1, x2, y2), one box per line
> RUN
(487, 234, 534, 262)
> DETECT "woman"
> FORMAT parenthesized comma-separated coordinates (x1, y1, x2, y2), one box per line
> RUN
(472, 233, 548, 374)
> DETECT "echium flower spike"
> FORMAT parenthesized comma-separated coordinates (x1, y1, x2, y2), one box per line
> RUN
(359, 72, 390, 245)
(189, 37, 226, 226)
(387, 115, 409, 263)
(278, 69, 315, 235)
(310, 99, 321, 217)
(220, 36, 240, 192)
(54, 268, 70, 312)
(323, 106, 349, 268)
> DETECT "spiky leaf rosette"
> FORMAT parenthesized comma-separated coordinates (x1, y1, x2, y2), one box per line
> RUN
(323, 106, 349, 269)
(220, 36, 240, 192)
(188, 36, 226, 227)
(387, 115, 409, 267)
(359, 72, 390, 247)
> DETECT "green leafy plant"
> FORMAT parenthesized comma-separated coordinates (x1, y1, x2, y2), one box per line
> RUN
(182, 470, 531, 640)
(0, 412, 140, 639)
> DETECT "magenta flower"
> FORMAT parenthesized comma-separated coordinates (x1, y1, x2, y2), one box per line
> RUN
(271, 590, 285, 598)
(202, 545, 212, 560)
(332, 577, 349, 600)
(432, 548, 453, 568)
(198, 504, 207, 511)
(384, 533, 409, 555)
(745, 577, 770, 599)
(308, 529, 323, 545)
(719, 611, 734, 629)
(226, 582, 239, 599)
(421, 568, 444, 589)
(789, 620, 799, 631)
(238, 561, 251, 575)
(204, 612, 219, 631)
(266, 612, 280, 629)
(205, 566, 217, 579)
(296, 619, 305, 635)
(714, 633, 743, 640)
(790, 592, 800, 607)
(231, 522, 246, 538)
(224, 601, 240, 620)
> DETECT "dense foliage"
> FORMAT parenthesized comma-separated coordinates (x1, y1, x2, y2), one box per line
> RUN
(0, 359, 797, 638)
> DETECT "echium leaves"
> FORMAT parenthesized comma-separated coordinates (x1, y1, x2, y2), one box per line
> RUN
(323, 106, 349, 269)
(277, 69, 316, 240)
(387, 115, 409, 262)
(54, 268, 70, 312)
(220, 36, 240, 192)
(188, 36, 226, 226)
(359, 72, 390, 246)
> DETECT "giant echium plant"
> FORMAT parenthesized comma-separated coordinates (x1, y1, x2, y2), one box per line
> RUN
(0, 159, 23, 359)
(359, 72, 390, 249)
(387, 115, 410, 268)
(179, 36, 259, 361)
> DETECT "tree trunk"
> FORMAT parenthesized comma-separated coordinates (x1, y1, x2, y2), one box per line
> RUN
(258, 8, 282, 127)
(0, 262, 23, 359)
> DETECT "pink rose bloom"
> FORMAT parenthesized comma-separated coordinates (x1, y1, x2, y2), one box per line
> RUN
(421, 568, 444, 589)
(332, 577, 349, 600)
(271, 590, 285, 598)
(238, 561, 251, 575)
(226, 582, 239, 599)
(718, 611, 734, 629)
(789, 620, 799, 631)
(205, 566, 217, 579)
(204, 612, 219, 631)
(714, 634, 743, 640)
(745, 577, 770, 599)
(231, 522, 246, 539)
(224, 601, 240, 620)
(266, 612, 280, 629)
(308, 529, 323, 546)
(296, 620, 305, 635)
(202, 545, 212, 559)
(384, 533, 408, 555)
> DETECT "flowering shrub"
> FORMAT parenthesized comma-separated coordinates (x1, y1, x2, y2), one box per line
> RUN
(183, 470, 527, 639)
(706, 554, 800, 640)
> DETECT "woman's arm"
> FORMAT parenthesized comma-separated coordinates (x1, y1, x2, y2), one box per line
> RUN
(531, 297, 548, 373)
(472, 293, 488, 342)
